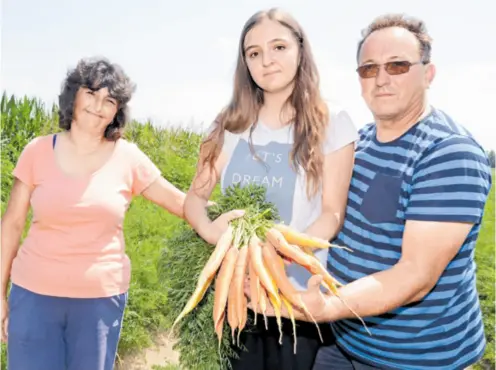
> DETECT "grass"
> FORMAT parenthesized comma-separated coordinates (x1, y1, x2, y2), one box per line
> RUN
(0, 93, 494, 370)
(115, 197, 182, 358)
(474, 171, 495, 370)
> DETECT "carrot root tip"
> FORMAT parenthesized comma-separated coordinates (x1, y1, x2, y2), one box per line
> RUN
(298, 297, 324, 343)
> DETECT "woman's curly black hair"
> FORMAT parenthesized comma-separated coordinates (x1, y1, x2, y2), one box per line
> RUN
(58, 57, 136, 141)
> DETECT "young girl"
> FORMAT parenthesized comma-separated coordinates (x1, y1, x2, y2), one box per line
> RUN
(184, 8, 358, 370)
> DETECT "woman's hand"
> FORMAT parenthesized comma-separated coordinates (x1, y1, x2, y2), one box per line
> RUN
(202, 209, 245, 245)
(1, 297, 8, 343)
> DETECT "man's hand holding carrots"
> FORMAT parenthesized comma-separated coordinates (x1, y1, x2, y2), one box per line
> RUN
(244, 274, 333, 323)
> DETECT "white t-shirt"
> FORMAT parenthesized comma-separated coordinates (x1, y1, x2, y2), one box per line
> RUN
(215, 106, 359, 290)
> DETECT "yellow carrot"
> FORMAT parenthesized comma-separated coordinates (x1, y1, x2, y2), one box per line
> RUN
(281, 294, 297, 354)
(273, 224, 352, 251)
(268, 289, 283, 344)
(170, 225, 234, 333)
(258, 284, 269, 330)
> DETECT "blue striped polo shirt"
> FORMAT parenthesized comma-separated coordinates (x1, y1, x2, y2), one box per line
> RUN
(327, 107, 492, 370)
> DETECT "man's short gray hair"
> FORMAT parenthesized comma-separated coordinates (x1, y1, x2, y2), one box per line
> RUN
(356, 14, 433, 64)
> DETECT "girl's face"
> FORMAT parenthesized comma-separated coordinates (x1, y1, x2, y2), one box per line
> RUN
(243, 19, 300, 94)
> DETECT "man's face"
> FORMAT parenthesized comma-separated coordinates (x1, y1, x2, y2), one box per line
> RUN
(357, 27, 435, 121)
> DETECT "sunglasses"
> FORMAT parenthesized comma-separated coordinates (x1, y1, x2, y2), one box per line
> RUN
(356, 60, 428, 79)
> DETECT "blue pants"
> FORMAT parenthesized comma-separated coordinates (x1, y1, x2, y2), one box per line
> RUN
(7, 284, 128, 370)
(312, 328, 380, 370)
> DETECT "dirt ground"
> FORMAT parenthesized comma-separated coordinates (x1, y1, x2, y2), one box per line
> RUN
(113, 336, 476, 370)
(115, 334, 179, 370)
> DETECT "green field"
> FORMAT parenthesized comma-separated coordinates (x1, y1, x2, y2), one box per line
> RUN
(0, 93, 494, 369)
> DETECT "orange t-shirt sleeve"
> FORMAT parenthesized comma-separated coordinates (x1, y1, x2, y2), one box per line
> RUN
(129, 143, 161, 195)
(13, 137, 40, 187)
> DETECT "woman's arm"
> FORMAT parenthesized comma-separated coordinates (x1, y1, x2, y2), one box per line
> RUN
(304, 142, 355, 241)
(184, 144, 244, 245)
(141, 176, 187, 219)
(299, 219, 475, 324)
(1, 179, 32, 300)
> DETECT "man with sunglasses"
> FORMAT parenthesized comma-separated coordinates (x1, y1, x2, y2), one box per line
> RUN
(262, 13, 493, 370)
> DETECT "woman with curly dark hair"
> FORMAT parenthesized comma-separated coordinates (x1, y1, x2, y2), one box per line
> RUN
(0, 57, 193, 370)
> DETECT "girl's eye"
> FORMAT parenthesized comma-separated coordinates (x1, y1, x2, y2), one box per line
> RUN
(275, 45, 286, 51)
(249, 51, 259, 58)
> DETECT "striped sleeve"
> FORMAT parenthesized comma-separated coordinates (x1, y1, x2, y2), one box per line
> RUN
(405, 135, 492, 223)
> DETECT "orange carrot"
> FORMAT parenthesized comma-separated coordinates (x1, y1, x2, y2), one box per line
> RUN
(227, 275, 238, 344)
(250, 237, 283, 342)
(273, 224, 352, 251)
(267, 228, 370, 335)
(248, 258, 260, 326)
(233, 244, 249, 345)
(248, 235, 280, 306)
(171, 225, 234, 332)
(213, 246, 239, 346)
(266, 228, 344, 289)
(261, 240, 323, 343)
(301, 245, 314, 256)
(238, 295, 248, 346)
(276, 255, 298, 354)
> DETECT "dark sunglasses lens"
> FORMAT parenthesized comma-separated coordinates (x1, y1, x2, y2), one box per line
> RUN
(386, 61, 411, 75)
(358, 65, 379, 78)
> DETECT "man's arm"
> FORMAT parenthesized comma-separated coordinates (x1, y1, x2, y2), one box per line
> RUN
(321, 135, 492, 322)
(277, 135, 492, 323)
(321, 219, 474, 322)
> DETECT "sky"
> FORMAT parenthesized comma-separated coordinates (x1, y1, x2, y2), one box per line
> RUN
(1, 0, 495, 150)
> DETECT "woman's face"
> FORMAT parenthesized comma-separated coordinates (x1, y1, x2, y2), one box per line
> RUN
(243, 19, 300, 94)
(72, 87, 118, 134)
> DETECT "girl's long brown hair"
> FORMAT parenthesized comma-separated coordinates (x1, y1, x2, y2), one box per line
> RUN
(200, 8, 329, 198)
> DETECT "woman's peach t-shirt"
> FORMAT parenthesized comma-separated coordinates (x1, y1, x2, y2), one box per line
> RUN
(10, 134, 161, 298)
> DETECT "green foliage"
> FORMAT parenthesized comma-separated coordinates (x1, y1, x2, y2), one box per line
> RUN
(123, 121, 202, 192)
(151, 365, 182, 370)
(486, 149, 495, 168)
(157, 184, 279, 370)
(474, 173, 495, 370)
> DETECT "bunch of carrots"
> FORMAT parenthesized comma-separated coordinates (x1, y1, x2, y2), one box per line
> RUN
(167, 185, 368, 361)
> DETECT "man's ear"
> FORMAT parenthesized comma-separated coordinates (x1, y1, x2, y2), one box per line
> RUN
(425, 62, 436, 88)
